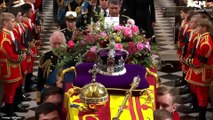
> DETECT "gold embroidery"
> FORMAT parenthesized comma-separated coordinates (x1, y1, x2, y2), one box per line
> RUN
(191, 67, 202, 74)
(186, 79, 209, 87)
(0, 59, 22, 82)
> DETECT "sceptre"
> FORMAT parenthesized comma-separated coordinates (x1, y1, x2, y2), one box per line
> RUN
(113, 76, 141, 120)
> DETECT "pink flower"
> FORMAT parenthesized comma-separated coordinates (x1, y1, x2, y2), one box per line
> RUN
(67, 40, 75, 49)
(122, 27, 132, 37)
(113, 25, 123, 31)
(100, 32, 107, 37)
(136, 42, 144, 50)
(144, 42, 151, 51)
(80, 40, 86, 47)
(115, 43, 123, 50)
(84, 34, 96, 44)
(131, 25, 139, 34)
(90, 46, 97, 53)
(127, 42, 137, 55)
(127, 19, 135, 26)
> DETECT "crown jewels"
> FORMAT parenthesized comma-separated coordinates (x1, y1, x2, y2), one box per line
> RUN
(97, 38, 129, 76)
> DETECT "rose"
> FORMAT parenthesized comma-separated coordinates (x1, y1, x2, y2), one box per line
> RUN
(127, 19, 135, 26)
(67, 40, 75, 49)
(115, 43, 123, 50)
(127, 42, 137, 55)
(136, 42, 144, 50)
(113, 25, 123, 32)
(122, 27, 132, 37)
(100, 32, 107, 37)
(90, 46, 97, 53)
(144, 42, 151, 51)
(80, 40, 86, 47)
(131, 25, 139, 34)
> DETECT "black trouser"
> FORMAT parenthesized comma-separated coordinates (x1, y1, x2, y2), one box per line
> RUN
(14, 86, 23, 108)
(209, 85, 213, 119)
(0, 82, 4, 108)
(4, 103, 14, 116)
(24, 73, 33, 93)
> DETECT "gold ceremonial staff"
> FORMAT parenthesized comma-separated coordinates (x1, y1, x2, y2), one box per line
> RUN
(113, 76, 141, 120)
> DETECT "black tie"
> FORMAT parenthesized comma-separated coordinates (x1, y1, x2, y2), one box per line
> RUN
(104, 10, 107, 17)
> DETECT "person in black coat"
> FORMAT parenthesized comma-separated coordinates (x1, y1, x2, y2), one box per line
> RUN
(131, 0, 156, 38)
(108, 0, 130, 26)
(61, 11, 77, 42)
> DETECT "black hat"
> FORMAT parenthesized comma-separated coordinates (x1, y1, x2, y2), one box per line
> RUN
(64, 11, 77, 21)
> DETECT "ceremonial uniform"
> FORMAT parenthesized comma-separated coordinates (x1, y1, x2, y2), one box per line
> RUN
(0, 29, 24, 115)
(61, 28, 73, 42)
(22, 16, 38, 92)
(13, 22, 28, 77)
(182, 29, 199, 74)
(23, 17, 37, 70)
(61, 11, 77, 42)
(185, 32, 213, 107)
(37, 50, 61, 103)
(177, 22, 189, 57)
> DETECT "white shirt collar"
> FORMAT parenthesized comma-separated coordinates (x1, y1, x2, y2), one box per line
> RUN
(100, 8, 109, 17)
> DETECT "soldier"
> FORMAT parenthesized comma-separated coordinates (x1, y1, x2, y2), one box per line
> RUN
(0, 12, 26, 118)
(21, 3, 38, 93)
(61, 11, 77, 42)
(177, 13, 201, 113)
(185, 18, 213, 120)
(175, 8, 193, 87)
(37, 31, 66, 104)
(56, 0, 82, 29)
(9, 5, 31, 113)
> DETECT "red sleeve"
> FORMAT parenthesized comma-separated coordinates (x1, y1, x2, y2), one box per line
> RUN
(35, 0, 42, 10)
(0, 37, 22, 63)
(173, 112, 180, 120)
(192, 37, 212, 67)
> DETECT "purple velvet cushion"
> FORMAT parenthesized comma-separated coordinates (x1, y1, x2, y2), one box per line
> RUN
(73, 63, 149, 90)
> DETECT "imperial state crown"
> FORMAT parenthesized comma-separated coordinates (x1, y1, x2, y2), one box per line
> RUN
(96, 38, 129, 76)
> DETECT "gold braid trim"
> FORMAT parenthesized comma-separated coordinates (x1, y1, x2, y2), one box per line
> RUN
(75, 6, 81, 14)
(56, 66, 75, 88)
(36, 91, 41, 103)
(67, 0, 72, 11)
(146, 67, 159, 88)
(57, 66, 75, 82)
(40, 59, 51, 80)
(57, 0, 65, 8)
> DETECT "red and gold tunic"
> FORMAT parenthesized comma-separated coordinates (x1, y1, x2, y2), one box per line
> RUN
(177, 21, 189, 57)
(182, 29, 199, 73)
(185, 32, 213, 87)
(0, 29, 23, 83)
(23, 17, 37, 73)
(13, 22, 28, 75)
